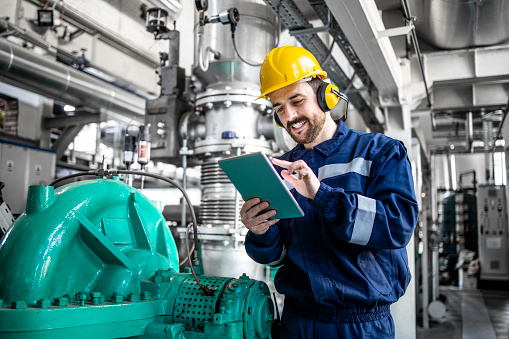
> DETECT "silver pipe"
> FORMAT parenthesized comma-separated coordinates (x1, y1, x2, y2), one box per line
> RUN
(483, 119, 494, 183)
(0, 39, 145, 122)
(429, 153, 439, 302)
(446, 153, 455, 190)
(466, 112, 473, 153)
(0, 19, 52, 52)
(27, 0, 159, 67)
(422, 217, 429, 328)
(402, 0, 432, 108)
(181, 140, 188, 228)
(431, 246, 439, 301)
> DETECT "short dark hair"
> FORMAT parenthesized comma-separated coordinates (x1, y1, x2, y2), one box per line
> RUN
(306, 77, 325, 95)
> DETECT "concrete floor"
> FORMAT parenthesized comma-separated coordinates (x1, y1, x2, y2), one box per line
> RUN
(416, 286, 509, 339)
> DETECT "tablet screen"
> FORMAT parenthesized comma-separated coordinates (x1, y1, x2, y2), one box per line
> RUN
(218, 152, 304, 219)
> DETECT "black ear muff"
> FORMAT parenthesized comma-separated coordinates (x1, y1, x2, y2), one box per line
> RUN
(316, 83, 340, 112)
(274, 112, 284, 128)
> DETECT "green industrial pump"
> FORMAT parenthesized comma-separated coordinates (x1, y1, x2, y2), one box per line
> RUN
(0, 178, 274, 338)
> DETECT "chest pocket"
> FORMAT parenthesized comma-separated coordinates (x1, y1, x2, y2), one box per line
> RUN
(357, 249, 392, 296)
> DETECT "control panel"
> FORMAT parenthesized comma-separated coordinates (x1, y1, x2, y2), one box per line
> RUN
(477, 185, 509, 280)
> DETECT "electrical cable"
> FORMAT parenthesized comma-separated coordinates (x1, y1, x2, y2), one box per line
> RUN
(179, 222, 196, 267)
(49, 169, 215, 296)
(49, 171, 96, 186)
(116, 170, 215, 295)
(401, 0, 432, 108)
(231, 29, 262, 67)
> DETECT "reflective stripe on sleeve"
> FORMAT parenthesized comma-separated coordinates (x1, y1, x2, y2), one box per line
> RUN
(318, 157, 372, 181)
(349, 195, 376, 245)
(267, 244, 287, 267)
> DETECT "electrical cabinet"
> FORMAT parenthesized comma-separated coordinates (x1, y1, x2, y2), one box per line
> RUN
(477, 185, 509, 280)
(0, 140, 55, 214)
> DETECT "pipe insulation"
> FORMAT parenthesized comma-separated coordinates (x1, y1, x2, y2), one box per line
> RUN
(466, 112, 473, 153)
(483, 119, 494, 183)
(0, 39, 145, 122)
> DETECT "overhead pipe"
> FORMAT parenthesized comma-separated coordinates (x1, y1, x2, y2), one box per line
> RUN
(0, 39, 145, 123)
(27, 0, 160, 68)
(0, 18, 153, 100)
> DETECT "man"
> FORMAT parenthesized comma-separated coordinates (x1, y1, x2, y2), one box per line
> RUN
(240, 46, 418, 338)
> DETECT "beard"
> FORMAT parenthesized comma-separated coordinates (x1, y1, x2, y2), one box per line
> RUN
(286, 112, 326, 145)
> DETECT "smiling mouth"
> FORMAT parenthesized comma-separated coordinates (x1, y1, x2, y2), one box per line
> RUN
(292, 121, 305, 129)
(289, 119, 307, 130)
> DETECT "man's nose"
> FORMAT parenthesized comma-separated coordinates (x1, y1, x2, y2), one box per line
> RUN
(285, 104, 299, 122)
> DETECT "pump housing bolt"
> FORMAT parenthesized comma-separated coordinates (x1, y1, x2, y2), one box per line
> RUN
(11, 300, 27, 309)
(36, 299, 51, 309)
(111, 292, 123, 303)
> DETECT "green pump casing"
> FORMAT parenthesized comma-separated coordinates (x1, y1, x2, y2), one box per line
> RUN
(0, 179, 273, 338)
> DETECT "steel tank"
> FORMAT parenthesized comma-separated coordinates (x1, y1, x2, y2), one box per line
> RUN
(180, 0, 277, 280)
(408, 0, 509, 49)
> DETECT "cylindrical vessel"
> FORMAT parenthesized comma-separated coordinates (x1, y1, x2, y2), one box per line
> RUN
(193, 0, 276, 88)
(183, 0, 277, 282)
(408, 0, 509, 49)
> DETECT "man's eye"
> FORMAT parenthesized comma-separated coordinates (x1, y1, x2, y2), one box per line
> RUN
(275, 107, 284, 114)
(293, 99, 303, 105)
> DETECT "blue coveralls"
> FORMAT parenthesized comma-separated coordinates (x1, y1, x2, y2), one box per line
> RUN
(245, 121, 419, 338)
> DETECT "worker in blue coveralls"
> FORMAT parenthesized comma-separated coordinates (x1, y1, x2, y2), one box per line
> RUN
(240, 46, 419, 338)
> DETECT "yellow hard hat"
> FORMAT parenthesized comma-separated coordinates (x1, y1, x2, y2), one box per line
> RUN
(257, 46, 327, 100)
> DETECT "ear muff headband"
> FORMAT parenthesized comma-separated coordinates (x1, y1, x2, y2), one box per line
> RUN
(273, 83, 350, 127)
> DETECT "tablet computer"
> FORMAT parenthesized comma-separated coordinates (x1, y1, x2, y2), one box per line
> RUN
(218, 152, 304, 219)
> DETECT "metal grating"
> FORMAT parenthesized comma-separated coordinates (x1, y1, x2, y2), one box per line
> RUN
(310, 1, 373, 89)
(173, 275, 232, 330)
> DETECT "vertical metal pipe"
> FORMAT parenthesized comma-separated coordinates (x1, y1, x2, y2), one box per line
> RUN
(446, 153, 455, 190)
(429, 154, 440, 303)
(181, 139, 188, 228)
(422, 217, 430, 329)
(95, 124, 102, 166)
(234, 147, 242, 230)
(466, 112, 473, 153)
(431, 247, 439, 300)
(483, 119, 494, 183)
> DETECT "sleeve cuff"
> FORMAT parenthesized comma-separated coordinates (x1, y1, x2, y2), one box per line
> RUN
(309, 182, 332, 213)
(246, 224, 278, 243)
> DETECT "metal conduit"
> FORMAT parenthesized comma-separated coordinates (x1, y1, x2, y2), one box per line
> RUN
(0, 39, 145, 122)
